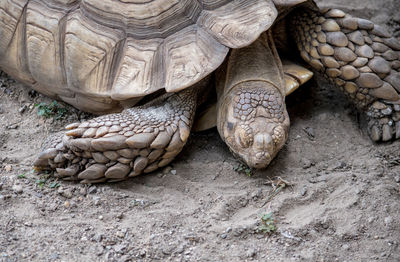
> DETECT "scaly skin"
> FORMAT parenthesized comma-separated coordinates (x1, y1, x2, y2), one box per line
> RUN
(34, 33, 292, 180)
(34, 86, 200, 183)
(218, 82, 289, 168)
(217, 32, 290, 168)
(35, 6, 400, 182)
(291, 7, 400, 141)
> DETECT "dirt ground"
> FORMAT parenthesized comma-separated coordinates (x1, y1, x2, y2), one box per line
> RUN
(1, 1, 400, 261)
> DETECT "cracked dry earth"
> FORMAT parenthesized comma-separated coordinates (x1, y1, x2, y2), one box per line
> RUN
(1, 1, 400, 261)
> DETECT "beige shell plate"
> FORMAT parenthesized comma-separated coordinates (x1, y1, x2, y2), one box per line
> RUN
(0, 0, 278, 113)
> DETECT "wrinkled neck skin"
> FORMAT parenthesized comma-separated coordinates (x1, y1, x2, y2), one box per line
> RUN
(216, 32, 290, 169)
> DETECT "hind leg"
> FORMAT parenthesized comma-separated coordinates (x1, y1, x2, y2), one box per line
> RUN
(291, 7, 400, 141)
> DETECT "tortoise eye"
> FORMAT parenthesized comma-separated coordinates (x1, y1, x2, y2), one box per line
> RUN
(272, 125, 285, 147)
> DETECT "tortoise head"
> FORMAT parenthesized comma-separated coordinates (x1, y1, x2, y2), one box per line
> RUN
(217, 81, 290, 169)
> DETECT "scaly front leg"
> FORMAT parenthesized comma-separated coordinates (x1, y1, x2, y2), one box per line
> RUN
(34, 87, 202, 183)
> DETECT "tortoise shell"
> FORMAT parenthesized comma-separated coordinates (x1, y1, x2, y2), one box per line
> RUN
(0, 0, 307, 113)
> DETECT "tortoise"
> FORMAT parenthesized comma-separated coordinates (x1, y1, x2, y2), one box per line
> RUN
(1, 0, 399, 183)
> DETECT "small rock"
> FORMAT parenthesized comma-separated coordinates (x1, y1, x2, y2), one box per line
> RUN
(342, 244, 350, 250)
(170, 169, 177, 175)
(114, 244, 125, 253)
(302, 158, 313, 169)
(381, 107, 392, 116)
(384, 216, 393, 226)
(12, 184, 23, 194)
(64, 201, 70, 208)
(116, 231, 125, 238)
(6, 124, 18, 129)
(93, 234, 103, 242)
(303, 127, 315, 138)
(116, 213, 124, 220)
(176, 246, 184, 254)
(93, 196, 101, 206)
(251, 189, 262, 199)
(18, 105, 27, 114)
(220, 233, 227, 239)
(49, 253, 59, 260)
(98, 215, 103, 220)
(246, 248, 257, 258)
(79, 187, 87, 195)
(62, 189, 73, 199)
(394, 175, 400, 183)
(226, 227, 232, 233)
(96, 245, 104, 256)
(88, 186, 97, 194)
(163, 166, 172, 174)
(300, 186, 307, 196)
(4, 165, 12, 172)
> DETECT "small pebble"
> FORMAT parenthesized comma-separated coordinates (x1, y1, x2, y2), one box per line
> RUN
(300, 186, 307, 196)
(220, 233, 227, 239)
(246, 249, 257, 258)
(116, 213, 124, 219)
(394, 175, 400, 183)
(98, 215, 103, 220)
(18, 105, 27, 114)
(79, 187, 87, 195)
(302, 159, 313, 169)
(93, 196, 101, 206)
(12, 184, 23, 194)
(6, 124, 18, 129)
(170, 169, 177, 175)
(384, 216, 393, 226)
(163, 166, 172, 174)
(5, 165, 12, 172)
(88, 186, 97, 194)
(342, 244, 350, 250)
(303, 127, 315, 138)
(62, 189, 73, 199)
(116, 231, 125, 238)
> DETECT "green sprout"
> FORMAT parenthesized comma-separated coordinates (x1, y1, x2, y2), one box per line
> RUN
(233, 163, 253, 176)
(259, 212, 276, 234)
(17, 174, 26, 179)
(48, 182, 60, 188)
(35, 101, 68, 120)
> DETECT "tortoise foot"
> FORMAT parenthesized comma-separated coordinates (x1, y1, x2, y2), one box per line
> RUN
(292, 7, 400, 142)
(367, 102, 400, 142)
(34, 89, 198, 183)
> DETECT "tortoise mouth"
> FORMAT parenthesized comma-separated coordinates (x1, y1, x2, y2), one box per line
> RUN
(227, 123, 288, 169)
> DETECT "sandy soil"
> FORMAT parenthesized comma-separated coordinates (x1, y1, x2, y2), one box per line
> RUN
(1, 1, 400, 261)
